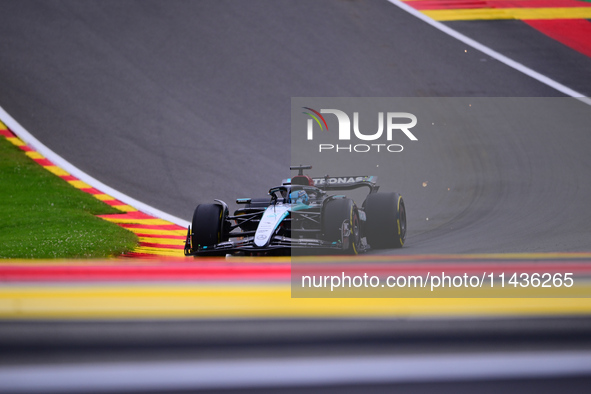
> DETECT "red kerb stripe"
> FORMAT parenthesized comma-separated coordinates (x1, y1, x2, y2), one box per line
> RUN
(524, 19, 591, 58)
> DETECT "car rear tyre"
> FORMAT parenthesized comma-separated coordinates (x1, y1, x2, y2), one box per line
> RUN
(322, 198, 360, 255)
(191, 203, 228, 256)
(365, 192, 406, 249)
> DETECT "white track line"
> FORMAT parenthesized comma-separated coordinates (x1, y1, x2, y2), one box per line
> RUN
(0, 105, 190, 228)
(388, 0, 591, 106)
(1, 351, 590, 392)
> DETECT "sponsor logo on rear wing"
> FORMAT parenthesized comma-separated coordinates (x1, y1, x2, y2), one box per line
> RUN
(312, 176, 377, 186)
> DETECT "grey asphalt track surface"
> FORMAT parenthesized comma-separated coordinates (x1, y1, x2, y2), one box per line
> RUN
(1, 0, 588, 255)
(1, 0, 591, 392)
(447, 20, 591, 97)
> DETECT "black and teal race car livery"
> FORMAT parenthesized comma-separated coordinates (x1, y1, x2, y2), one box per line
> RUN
(184, 165, 406, 256)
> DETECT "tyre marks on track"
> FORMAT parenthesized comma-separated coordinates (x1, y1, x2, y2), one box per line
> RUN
(0, 121, 186, 258)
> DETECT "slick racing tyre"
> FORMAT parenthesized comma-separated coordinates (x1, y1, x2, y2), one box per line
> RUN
(322, 198, 361, 255)
(364, 192, 406, 249)
(191, 203, 228, 256)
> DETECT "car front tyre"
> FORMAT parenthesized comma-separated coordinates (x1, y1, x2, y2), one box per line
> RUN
(191, 203, 228, 256)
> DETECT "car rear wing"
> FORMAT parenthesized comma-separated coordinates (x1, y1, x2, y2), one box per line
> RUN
(311, 176, 379, 193)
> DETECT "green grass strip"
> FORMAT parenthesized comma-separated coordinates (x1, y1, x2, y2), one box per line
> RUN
(0, 136, 138, 258)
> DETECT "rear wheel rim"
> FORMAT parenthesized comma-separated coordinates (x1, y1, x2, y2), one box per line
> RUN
(399, 199, 406, 241)
(352, 210, 360, 253)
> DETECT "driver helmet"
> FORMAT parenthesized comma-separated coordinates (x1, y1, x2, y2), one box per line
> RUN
(289, 189, 310, 205)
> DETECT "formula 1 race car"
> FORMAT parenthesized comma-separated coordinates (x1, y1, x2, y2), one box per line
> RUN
(184, 165, 406, 256)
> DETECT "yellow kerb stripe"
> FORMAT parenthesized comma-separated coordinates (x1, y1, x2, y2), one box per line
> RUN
(6, 137, 25, 146)
(1, 285, 590, 319)
(94, 194, 115, 201)
(25, 151, 45, 159)
(423, 7, 591, 21)
(138, 237, 186, 245)
(113, 205, 138, 212)
(124, 228, 187, 236)
(102, 218, 173, 225)
(132, 246, 186, 257)
(68, 180, 92, 189)
(44, 166, 69, 176)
